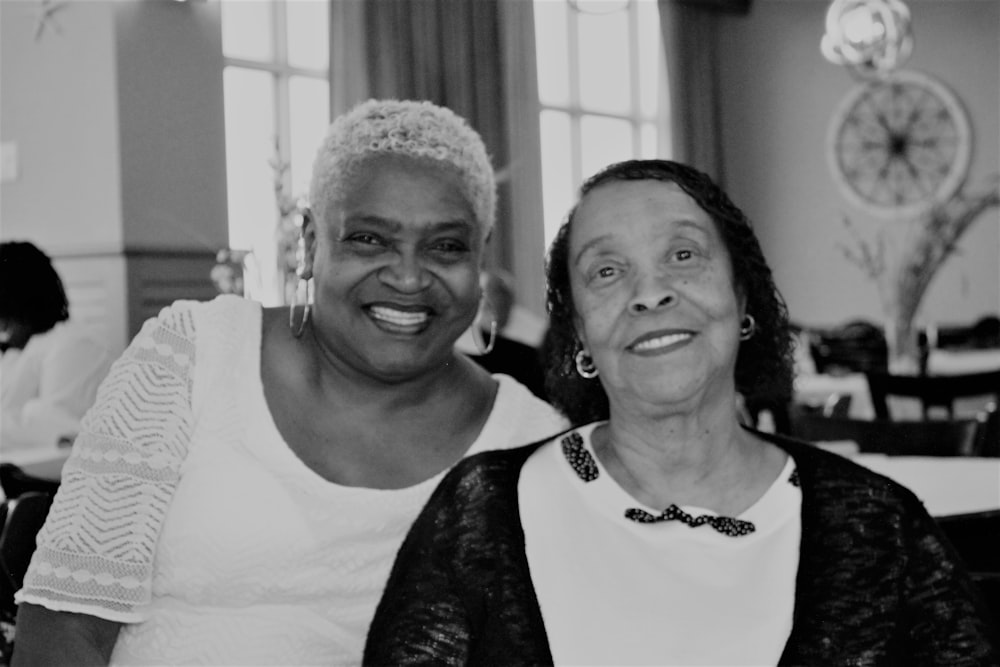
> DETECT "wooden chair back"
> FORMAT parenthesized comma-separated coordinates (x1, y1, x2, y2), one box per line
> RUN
(865, 369, 1000, 420)
(0, 492, 53, 620)
(787, 413, 983, 457)
(807, 320, 888, 375)
(0, 463, 61, 500)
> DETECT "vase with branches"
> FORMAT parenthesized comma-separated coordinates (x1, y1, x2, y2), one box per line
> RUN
(840, 178, 999, 373)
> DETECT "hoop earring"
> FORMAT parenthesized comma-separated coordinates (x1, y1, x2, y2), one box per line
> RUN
(739, 314, 756, 341)
(574, 349, 599, 379)
(289, 278, 312, 338)
(472, 316, 497, 355)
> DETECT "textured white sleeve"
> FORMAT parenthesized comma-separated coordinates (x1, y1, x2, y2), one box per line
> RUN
(15, 302, 199, 623)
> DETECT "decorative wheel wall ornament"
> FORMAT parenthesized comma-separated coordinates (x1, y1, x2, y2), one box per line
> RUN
(827, 69, 972, 219)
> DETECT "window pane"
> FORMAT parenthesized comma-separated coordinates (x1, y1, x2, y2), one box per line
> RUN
(223, 67, 282, 304)
(535, 0, 571, 107)
(637, 0, 661, 117)
(577, 9, 630, 114)
(580, 115, 632, 180)
(221, 0, 273, 62)
(289, 76, 330, 198)
(286, 0, 329, 70)
(539, 110, 575, 248)
(640, 122, 658, 158)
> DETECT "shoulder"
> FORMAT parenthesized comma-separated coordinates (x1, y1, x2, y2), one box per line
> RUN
(434, 440, 555, 507)
(138, 295, 260, 347)
(150, 294, 257, 327)
(763, 432, 927, 518)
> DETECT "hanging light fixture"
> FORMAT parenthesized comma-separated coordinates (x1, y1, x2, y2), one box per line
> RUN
(820, 0, 913, 78)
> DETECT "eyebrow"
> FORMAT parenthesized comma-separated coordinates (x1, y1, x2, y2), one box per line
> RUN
(572, 218, 710, 267)
(573, 233, 613, 268)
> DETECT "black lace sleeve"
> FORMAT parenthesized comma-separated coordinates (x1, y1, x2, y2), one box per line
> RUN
(363, 444, 554, 666)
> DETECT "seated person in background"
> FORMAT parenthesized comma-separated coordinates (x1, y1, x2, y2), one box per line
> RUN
(457, 269, 547, 399)
(364, 159, 998, 665)
(11, 99, 567, 666)
(0, 241, 112, 452)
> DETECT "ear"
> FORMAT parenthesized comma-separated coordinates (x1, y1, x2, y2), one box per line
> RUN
(573, 314, 588, 352)
(736, 285, 748, 320)
(299, 208, 317, 280)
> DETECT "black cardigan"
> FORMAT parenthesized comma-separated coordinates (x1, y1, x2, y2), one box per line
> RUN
(364, 432, 1000, 666)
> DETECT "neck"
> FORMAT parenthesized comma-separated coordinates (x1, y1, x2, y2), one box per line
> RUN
(593, 399, 774, 515)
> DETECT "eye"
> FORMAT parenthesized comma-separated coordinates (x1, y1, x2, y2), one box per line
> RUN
(345, 232, 385, 246)
(586, 262, 623, 284)
(597, 266, 617, 278)
(670, 245, 705, 264)
(429, 238, 469, 254)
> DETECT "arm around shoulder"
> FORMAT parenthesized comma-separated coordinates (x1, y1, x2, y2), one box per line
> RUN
(12, 603, 121, 666)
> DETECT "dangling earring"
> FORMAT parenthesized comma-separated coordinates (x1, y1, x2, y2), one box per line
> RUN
(289, 273, 312, 338)
(575, 349, 599, 379)
(739, 314, 756, 341)
(472, 315, 497, 355)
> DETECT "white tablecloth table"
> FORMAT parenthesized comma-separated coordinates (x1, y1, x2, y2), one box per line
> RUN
(794, 373, 875, 418)
(794, 347, 1000, 421)
(851, 454, 1000, 517)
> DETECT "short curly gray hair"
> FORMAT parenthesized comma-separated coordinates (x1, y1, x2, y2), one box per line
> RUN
(308, 99, 496, 234)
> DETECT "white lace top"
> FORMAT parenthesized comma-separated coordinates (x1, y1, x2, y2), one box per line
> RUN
(17, 295, 568, 666)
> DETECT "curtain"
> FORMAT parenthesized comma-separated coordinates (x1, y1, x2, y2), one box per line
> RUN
(362, 0, 511, 270)
(328, 0, 370, 119)
(658, 0, 751, 186)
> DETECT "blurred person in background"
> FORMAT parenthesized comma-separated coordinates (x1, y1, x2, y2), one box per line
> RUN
(457, 269, 547, 399)
(0, 241, 112, 453)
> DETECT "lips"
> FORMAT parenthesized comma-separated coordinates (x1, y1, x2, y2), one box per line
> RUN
(627, 330, 694, 354)
(366, 304, 433, 333)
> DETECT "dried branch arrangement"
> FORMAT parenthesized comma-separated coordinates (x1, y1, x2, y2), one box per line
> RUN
(839, 177, 1000, 370)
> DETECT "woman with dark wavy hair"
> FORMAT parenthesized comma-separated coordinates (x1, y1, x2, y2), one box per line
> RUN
(364, 159, 997, 665)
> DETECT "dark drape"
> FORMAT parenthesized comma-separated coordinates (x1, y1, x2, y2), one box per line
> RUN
(658, 0, 751, 186)
(363, 0, 510, 268)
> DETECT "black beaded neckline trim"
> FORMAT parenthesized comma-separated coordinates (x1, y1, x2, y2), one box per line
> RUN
(561, 432, 599, 482)
(624, 506, 756, 536)
(559, 431, 759, 538)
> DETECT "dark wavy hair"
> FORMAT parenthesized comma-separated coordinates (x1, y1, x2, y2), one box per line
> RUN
(542, 159, 795, 426)
(0, 241, 69, 335)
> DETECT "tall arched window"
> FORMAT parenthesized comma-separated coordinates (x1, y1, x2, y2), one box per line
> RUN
(221, 0, 329, 304)
(534, 0, 668, 246)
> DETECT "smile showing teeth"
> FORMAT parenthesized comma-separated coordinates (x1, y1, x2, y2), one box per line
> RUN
(369, 306, 429, 327)
(632, 332, 692, 351)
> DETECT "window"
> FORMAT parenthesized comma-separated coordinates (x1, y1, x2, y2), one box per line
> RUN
(221, 0, 330, 305)
(534, 0, 667, 247)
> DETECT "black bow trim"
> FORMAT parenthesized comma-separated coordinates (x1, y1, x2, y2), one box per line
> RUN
(624, 506, 756, 537)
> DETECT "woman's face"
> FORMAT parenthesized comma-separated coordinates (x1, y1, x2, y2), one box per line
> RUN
(569, 179, 744, 413)
(304, 154, 485, 381)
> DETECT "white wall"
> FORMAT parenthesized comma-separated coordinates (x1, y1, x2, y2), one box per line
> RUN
(716, 0, 999, 330)
(1, 0, 228, 351)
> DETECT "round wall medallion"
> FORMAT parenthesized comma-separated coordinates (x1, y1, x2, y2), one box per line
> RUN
(827, 69, 972, 218)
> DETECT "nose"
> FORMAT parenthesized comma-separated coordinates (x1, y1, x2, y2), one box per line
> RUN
(379, 250, 430, 293)
(628, 270, 677, 314)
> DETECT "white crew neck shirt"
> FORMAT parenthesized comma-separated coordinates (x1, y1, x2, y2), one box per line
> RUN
(519, 422, 802, 666)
